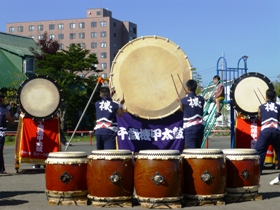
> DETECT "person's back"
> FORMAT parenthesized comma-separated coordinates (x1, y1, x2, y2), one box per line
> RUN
(179, 79, 205, 148)
(259, 100, 280, 132)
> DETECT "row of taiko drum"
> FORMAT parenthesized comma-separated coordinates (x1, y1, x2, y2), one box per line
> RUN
(44, 148, 260, 204)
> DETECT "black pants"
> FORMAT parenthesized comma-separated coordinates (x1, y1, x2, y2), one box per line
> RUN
(0, 134, 5, 172)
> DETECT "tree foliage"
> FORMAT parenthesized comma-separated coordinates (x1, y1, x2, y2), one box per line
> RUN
(272, 79, 280, 98)
(33, 36, 100, 130)
(191, 67, 203, 94)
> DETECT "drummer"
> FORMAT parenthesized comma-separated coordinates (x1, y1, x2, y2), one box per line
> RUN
(94, 86, 125, 150)
(254, 89, 280, 177)
(178, 79, 205, 148)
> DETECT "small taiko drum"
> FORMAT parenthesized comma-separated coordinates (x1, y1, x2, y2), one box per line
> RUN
(181, 149, 226, 201)
(45, 151, 88, 205)
(87, 150, 134, 204)
(222, 149, 260, 198)
(134, 150, 183, 204)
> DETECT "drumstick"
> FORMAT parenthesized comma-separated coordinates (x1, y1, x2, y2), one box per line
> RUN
(171, 74, 180, 98)
(257, 88, 266, 101)
(177, 74, 187, 93)
(254, 90, 262, 104)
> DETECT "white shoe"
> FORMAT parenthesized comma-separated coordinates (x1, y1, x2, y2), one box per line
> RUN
(270, 176, 280, 185)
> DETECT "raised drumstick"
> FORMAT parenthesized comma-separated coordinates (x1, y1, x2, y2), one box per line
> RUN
(171, 74, 180, 98)
(177, 74, 187, 93)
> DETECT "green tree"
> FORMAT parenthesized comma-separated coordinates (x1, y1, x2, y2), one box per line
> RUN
(34, 43, 100, 130)
(191, 67, 203, 94)
(273, 79, 280, 98)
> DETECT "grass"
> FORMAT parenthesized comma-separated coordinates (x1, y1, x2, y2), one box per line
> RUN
(4, 133, 96, 146)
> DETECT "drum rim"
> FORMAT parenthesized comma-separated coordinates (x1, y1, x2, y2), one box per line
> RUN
(230, 72, 274, 118)
(17, 75, 63, 121)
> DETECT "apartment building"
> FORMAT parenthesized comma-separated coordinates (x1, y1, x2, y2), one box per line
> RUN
(6, 8, 137, 78)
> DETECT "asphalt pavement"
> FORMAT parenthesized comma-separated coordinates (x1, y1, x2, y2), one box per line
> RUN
(1, 136, 280, 210)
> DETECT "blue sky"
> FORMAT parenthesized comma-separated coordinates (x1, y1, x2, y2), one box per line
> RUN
(1, 0, 279, 86)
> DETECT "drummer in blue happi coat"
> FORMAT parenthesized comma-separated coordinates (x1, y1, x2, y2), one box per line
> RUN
(94, 86, 125, 150)
(178, 79, 205, 148)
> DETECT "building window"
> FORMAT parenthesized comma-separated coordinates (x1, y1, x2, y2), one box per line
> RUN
(38, 25, 43, 31)
(97, 11, 101, 16)
(24, 57, 35, 73)
(58, 24, 64, 30)
(70, 23, 75, 29)
(80, 43, 86, 49)
(100, 21, 107, 27)
(29, 35, 34, 39)
(100, 31, 107, 37)
(38, 35, 43, 40)
(133, 27, 137, 34)
(101, 52, 107, 58)
(114, 43, 117, 48)
(58, 34, 64, 40)
(114, 22, 116, 27)
(79, 22, 85, 28)
(79, 32, 85, 39)
(49, 24, 55, 30)
(101, 63, 107, 69)
(59, 44, 64, 50)
(101, 73, 107, 78)
(29, 25, 35, 31)
(91, 21, 97, 27)
(129, 36, 133, 41)
(91, 42, 97, 49)
(100, 42, 107, 48)
(91, 32, 97, 38)
(18, 26, 23, 32)
(129, 26, 133, 32)
(9, 27, 15, 32)
(49, 34, 55, 40)
(70, 33, 76, 39)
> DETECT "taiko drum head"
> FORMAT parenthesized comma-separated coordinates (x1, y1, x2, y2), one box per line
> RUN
(17, 75, 62, 120)
(110, 36, 192, 119)
(230, 72, 274, 118)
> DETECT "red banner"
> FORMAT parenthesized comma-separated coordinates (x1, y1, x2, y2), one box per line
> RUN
(15, 117, 61, 164)
(235, 117, 275, 164)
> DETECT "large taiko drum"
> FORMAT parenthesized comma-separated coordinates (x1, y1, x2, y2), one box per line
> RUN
(230, 72, 274, 118)
(17, 75, 62, 121)
(181, 149, 226, 201)
(110, 35, 192, 119)
(134, 150, 183, 203)
(87, 150, 134, 204)
(222, 149, 260, 198)
(45, 151, 88, 205)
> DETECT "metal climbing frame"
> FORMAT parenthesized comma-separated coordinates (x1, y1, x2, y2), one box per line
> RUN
(201, 56, 248, 148)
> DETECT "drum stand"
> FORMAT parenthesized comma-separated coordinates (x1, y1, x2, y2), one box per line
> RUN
(184, 194, 225, 207)
(225, 186, 262, 203)
(45, 190, 88, 205)
(87, 196, 133, 208)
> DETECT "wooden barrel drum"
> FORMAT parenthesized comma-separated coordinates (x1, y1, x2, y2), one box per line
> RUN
(181, 149, 226, 201)
(45, 151, 88, 205)
(87, 150, 134, 205)
(134, 150, 183, 204)
(222, 149, 260, 198)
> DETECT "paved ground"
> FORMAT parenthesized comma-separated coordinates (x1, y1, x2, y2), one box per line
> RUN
(1, 136, 280, 210)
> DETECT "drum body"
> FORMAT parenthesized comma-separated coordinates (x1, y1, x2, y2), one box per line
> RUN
(134, 150, 182, 203)
(230, 72, 274, 118)
(181, 149, 226, 200)
(17, 75, 62, 121)
(110, 35, 192, 119)
(45, 151, 88, 204)
(222, 149, 260, 197)
(87, 150, 134, 202)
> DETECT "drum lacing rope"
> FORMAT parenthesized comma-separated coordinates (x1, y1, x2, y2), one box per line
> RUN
(226, 189, 259, 203)
(46, 192, 86, 205)
(88, 197, 131, 207)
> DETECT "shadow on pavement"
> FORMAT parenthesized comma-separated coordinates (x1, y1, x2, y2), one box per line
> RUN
(0, 191, 44, 206)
